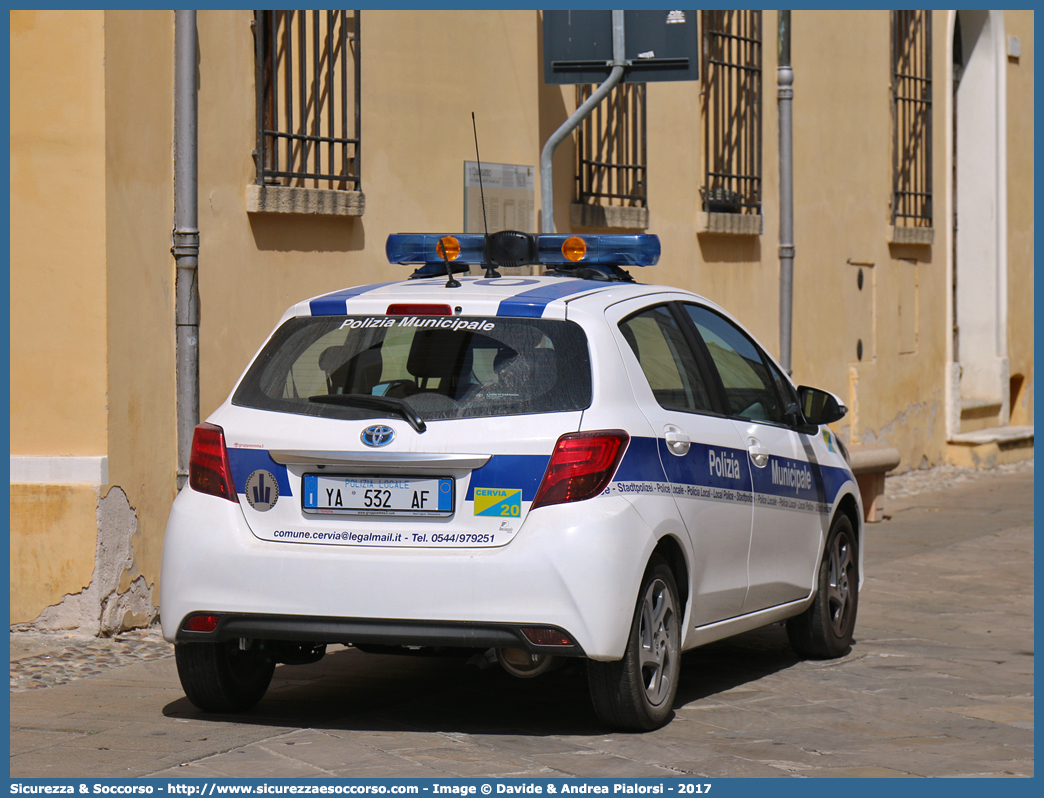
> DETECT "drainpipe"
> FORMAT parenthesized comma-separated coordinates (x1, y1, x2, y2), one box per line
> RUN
(172, 10, 199, 491)
(540, 10, 627, 233)
(777, 11, 795, 374)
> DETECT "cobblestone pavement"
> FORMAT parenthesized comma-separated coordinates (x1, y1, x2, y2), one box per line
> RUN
(885, 456, 1033, 499)
(9, 458, 1032, 692)
(10, 626, 172, 693)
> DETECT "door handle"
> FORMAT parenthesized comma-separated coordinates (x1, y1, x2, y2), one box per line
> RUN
(747, 437, 769, 468)
(664, 426, 690, 457)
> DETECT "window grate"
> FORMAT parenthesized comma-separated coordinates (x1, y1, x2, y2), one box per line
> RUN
(891, 10, 932, 227)
(701, 11, 762, 215)
(254, 10, 360, 191)
(575, 82, 647, 208)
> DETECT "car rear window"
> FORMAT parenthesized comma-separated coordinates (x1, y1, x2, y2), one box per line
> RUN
(233, 315, 592, 422)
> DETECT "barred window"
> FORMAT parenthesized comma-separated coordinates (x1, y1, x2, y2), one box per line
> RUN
(891, 10, 932, 227)
(253, 11, 360, 191)
(701, 11, 762, 216)
(573, 83, 648, 229)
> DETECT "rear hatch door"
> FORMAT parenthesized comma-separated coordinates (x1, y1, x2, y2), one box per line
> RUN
(217, 306, 592, 548)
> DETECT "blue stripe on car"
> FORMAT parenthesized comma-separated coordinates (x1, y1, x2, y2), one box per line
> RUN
(464, 439, 852, 510)
(658, 439, 755, 491)
(614, 436, 667, 483)
(309, 282, 399, 316)
(496, 281, 605, 318)
(226, 449, 293, 496)
(614, 437, 852, 508)
(466, 454, 550, 502)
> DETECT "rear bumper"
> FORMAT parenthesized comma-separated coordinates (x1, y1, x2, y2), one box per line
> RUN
(160, 487, 661, 660)
(175, 612, 586, 656)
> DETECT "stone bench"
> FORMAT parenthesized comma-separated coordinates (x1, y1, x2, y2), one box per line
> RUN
(848, 446, 902, 523)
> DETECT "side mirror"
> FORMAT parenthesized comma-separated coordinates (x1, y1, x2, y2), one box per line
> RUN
(797, 386, 847, 425)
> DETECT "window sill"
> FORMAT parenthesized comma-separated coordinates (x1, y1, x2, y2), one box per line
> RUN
(247, 184, 365, 217)
(570, 203, 648, 231)
(697, 211, 763, 236)
(888, 225, 933, 245)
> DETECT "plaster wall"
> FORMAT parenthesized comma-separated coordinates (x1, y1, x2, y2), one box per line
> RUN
(9, 10, 108, 455)
(9, 11, 176, 624)
(9, 10, 111, 623)
(9, 485, 97, 622)
(783, 10, 948, 469)
(102, 11, 178, 615)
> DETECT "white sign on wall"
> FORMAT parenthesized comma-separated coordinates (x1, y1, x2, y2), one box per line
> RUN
(464, 162, 535, 234)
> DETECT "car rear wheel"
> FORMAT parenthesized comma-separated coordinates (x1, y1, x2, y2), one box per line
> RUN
(175, 639, 275, 713)
(588, 555, 681, 731)
(786, 514, 858, 658)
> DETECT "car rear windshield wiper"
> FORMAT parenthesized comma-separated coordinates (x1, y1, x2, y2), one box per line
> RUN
(308, 394, 427, 434)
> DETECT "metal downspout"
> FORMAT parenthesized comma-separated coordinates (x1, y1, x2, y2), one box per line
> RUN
(540, 10, 627, 234)
(777, 11, 795, 374)
(173, 10, 200, 490)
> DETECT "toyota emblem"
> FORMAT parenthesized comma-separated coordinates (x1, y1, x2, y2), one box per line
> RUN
(361, 424, 395, 447)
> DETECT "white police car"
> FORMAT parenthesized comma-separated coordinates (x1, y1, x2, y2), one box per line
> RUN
(161, 230, 861, 731)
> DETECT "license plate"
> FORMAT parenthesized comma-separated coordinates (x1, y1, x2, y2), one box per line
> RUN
(302, 474, 454, 517)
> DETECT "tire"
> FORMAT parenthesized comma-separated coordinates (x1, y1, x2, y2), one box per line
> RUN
(787, 514, 859, 658)
(174, 639, 275, 713)
(588, 555, 681, 731)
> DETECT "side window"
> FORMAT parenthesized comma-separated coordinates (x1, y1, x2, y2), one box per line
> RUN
(619, 305, 715, 414)
(683, 304, 784, 423)
(768, 359, 799, 413)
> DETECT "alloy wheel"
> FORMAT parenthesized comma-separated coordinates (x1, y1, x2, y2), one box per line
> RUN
(826, 531, 853, 637)
(638, 578, 677, 706)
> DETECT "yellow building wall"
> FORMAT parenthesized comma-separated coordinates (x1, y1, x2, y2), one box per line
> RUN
(784, 10, 948, 470)
(9, 485, 98, 623)
(9, 10, 108, 455)
(102, 10, 178, 607)
(10, 11, 178, 622)
(9, 10, 109, 622)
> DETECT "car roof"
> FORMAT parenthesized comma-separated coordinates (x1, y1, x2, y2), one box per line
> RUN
(283, 275, 717, 324)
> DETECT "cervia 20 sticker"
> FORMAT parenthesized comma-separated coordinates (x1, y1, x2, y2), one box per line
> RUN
(474, 487, 521, 517)
(245, 469, 279, 511)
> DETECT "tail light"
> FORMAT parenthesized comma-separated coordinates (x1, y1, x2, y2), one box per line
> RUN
(189, 423, 238, 502)
(531, 430, 629, 510)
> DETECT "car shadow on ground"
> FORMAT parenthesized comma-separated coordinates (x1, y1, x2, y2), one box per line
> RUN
(673, 623, 802, 705)
(161, 624, 804, 736)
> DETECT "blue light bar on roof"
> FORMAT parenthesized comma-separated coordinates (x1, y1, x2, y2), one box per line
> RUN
(386, 233, 660, 269)
(537, 235, 660, 267)
(386, 234, 485, 266)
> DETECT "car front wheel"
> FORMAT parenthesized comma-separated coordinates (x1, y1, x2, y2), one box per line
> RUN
(588, 555, 681, 731)
(787, 514, 859, 658)
(174, 639, 275, 713)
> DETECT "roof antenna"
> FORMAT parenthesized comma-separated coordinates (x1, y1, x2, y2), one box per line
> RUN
(472, 112, 500, 279)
